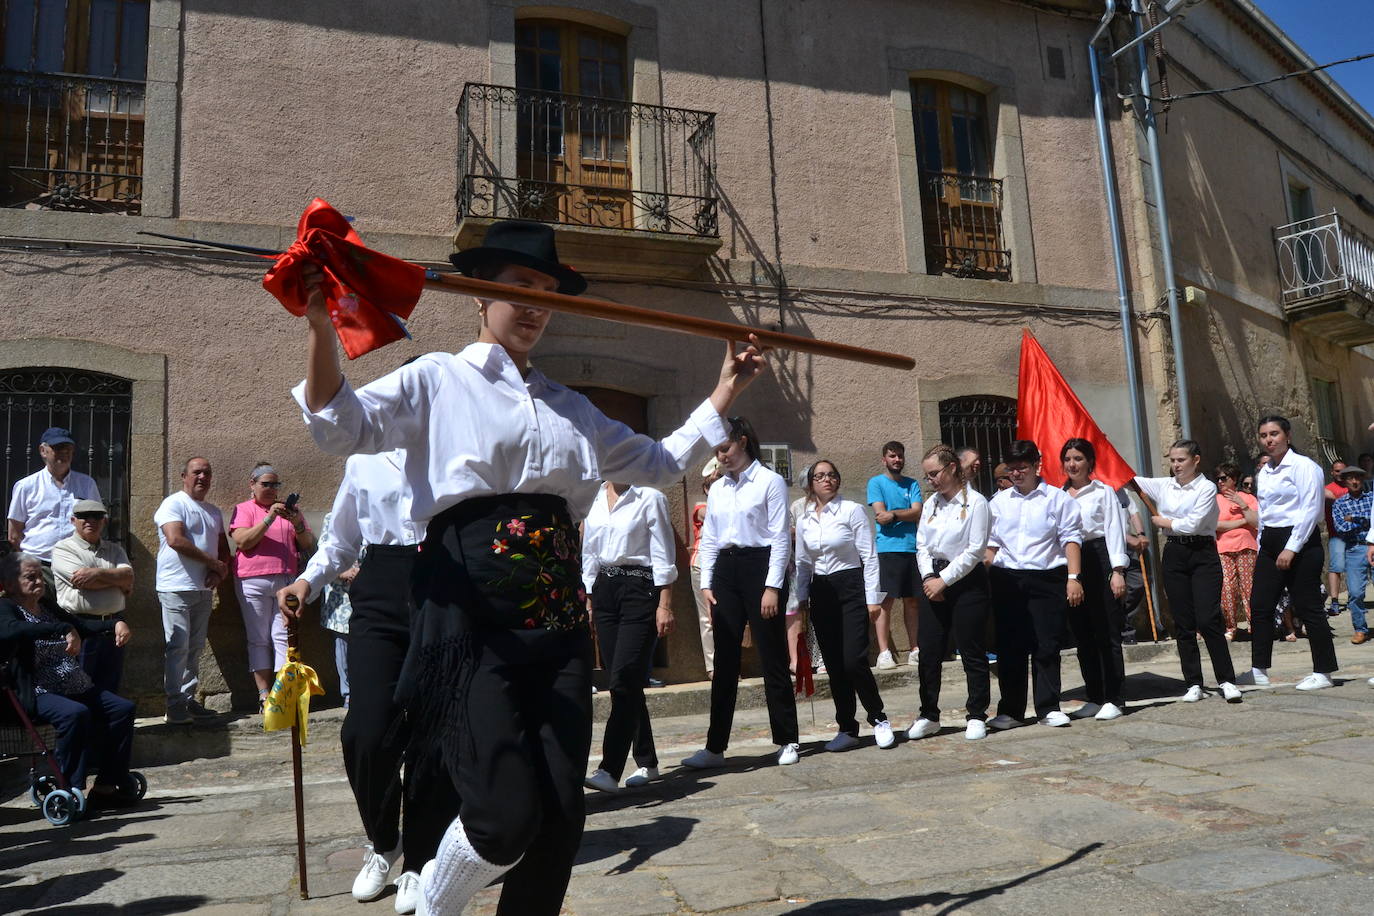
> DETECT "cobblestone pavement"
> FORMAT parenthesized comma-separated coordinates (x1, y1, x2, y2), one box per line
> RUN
(5, 641, 1374, 914)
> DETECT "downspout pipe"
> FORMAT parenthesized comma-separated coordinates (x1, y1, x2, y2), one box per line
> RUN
(1088, 0, 1154, 473)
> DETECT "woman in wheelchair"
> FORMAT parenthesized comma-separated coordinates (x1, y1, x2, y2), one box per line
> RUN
(1, 550, 139, 808)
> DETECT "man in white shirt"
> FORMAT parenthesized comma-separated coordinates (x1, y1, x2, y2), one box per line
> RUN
(7, 426, 102, 612)
(154, 457, 230, 725)
(51, 499, 133, 693)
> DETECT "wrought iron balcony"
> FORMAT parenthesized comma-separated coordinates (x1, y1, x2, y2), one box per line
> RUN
(1, 69, 145, 214)
(457, 82, 718, 239)
(920, 170, 1012, 281)
(1273, 211, 1374, 346)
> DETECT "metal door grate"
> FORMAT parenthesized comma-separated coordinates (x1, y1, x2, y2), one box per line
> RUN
(938, 395, 1017, 497)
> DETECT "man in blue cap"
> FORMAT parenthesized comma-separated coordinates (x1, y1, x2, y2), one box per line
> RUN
(7, 427, 103, 612)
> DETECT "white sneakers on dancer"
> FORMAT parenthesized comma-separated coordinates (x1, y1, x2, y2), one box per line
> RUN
(965, 719, 987, 740)
(876, 649, 897, 670)
(1181, 685, 1206, 702)
(680, 748, 726, 769)
(1069, 703, 1101, 719)
(873, 719, 896, 749)
(624, 766, 660, 787)
(1237, 667, 1271, 686)
(906, 648, 920, 666)
(777, 743, 800, 765)
(353, 843, 400, 901)
(584, 769, 620, 793)
(419, 818, 516, 916)
(394, 870, 421, 914)
(1295, 672, 1335, 691)
(906, 718, 940, 740)
(1095, 703, 1124, 720)
(1220, 682, 1243, 703)
(1040, 711, 1070, 727)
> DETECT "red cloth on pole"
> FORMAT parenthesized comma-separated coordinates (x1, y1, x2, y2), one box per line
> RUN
(262, 199, 426, 359)
(1016, 329, 1136, 488)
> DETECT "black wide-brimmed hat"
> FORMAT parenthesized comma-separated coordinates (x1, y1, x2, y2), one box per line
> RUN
(449, 221, 587, 295)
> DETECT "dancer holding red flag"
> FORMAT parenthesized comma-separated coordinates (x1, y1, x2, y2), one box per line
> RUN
(288, 220, 765, 916)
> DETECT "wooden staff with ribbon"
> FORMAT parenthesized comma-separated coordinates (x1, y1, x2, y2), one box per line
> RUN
(275, 595, 314, 899)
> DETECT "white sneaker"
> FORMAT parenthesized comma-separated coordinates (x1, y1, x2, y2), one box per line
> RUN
(965, 719, 987, 740)
(873, 720, 896, 749)
(352, 843, 399, 902)
(1295, 672, 1335, 691)
(583, 768, 620, 793)
(1069, 702, 1101, 719)
(394, 870, 421, 915)
(624, 766, 659, 787)
(987, 714, 1018, 731)
(1181, 685, 1206, 702)
(680, 748, 726, 769)
(416, 860, 434, 916)
(1040, 710, 1070, 727)
(825, 731, 860, 752)
(777, 743, 800, 765)
(1094, 702, 1124, 721)
(906, 718, 940, 740)
(906, 648, 920, 666)
(1219, 682, 1243, 703)
(1237, 668, 1271, 686)
(876, 650, 897, 670)
(1367, 676, 1374, 686)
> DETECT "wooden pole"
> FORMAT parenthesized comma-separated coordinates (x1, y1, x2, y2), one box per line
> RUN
(1139, 552, 1160, 643)
(283, 596, 310, 900)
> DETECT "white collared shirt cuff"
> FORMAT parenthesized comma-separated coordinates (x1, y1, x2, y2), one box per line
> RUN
(652, 566, 678, 587)
(689, 400, 729, 448)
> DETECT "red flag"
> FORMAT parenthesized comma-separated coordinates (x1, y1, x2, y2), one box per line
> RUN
(1016, 329, 1136, 488)
(263, 199, 427, 359)
(794, 630, 814, 698)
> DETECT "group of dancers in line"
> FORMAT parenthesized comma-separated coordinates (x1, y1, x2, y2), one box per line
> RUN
(270, 219, 1344, 916)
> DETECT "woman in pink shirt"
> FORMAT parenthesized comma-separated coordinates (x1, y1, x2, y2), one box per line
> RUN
(230, 462, 316, 704)
(1214, 462, 1258, 640)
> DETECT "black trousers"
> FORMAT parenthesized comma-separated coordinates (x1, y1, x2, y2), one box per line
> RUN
(1250, 527, 1337, 673)
(809, 567, 886, 734)
(1067, 538, 1126, 706)
(592, 570, 659, 779)
(918, 564, 992, 721)
(77, 621, 125, 695)
(706, 547, 798, 752)
(1160, 539, 1236, 686)
(341, 545, 454, 866)
(991, 566, 1067, 719)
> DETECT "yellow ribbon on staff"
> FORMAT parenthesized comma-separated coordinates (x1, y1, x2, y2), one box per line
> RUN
(263, 648, 324, 745)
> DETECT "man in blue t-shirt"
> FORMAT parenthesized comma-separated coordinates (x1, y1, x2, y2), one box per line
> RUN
(866, 440, 924, 668)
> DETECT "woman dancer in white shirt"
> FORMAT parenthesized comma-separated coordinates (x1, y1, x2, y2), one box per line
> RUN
(1246, 415, 1338, 690)
(682, 416, 800, 769)
(794, 460, 894, 752)
(1061, 439, 1130, 721)
(1132, 440, 1241, 703)
(581, 482, 676, 792)
(294, 221, 764, 916)
(910, 444, 993, 740)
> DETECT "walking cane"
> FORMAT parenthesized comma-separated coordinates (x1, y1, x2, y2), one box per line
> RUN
(1139, 553, 1160, 643)
(283, 595, 310, 900)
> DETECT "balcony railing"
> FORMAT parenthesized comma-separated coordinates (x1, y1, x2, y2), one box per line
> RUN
(457, 82, 718, 238)
(0, 69, 145, 214)
(920, 170, 1011, 280)
(1274, 211, 1374, 307)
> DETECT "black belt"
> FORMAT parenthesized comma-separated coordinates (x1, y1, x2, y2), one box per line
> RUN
(719, 546, 769, 557)
(600, 565, 653, 580)
(76, 612, 115, 620)
(1166, 534, 1214, 547)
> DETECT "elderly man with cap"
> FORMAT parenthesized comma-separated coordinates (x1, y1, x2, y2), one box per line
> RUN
(1329, 464, 1370, 644)
(50, 498, 133, 693)
(7, 427, 103, 612)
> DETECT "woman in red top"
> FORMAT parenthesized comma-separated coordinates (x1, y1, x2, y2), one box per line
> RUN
(1214, 462, 1258, 640)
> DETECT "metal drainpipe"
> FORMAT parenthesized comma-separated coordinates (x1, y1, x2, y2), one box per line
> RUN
(1131, 0, 1192, 439)
(1089, 0, 1154, 473)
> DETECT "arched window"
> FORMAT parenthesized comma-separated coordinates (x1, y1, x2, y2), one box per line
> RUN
(0, 367, 132, 540)
(937, 395, 1017, 496)
(911, 79, 1009, 280)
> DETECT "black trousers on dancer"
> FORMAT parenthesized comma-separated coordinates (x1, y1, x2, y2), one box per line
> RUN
(991, 566, 1067, 720)
(1250, 527, 1337, 674)
(592, 569, 660, 779)
(1067, 538, 1126, 706)
(1159, 538, 1235, 686)
(918, 563, 991, 721)
(706, 546, 798, 753)
(809, 566, 886, 735)
(343, 545, 455, 866)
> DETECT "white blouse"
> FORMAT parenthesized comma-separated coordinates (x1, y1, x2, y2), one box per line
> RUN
(916, 485, 990, 586)
(1255, 449, 1324, 552)
(1133, 474, 1219, 537)
(697, 460, 790, 590)
(794, 496, 881, 605)
(988, 481, 1083, 571)
(299, 450, 422, 602)
(581, 484, 678, 593)
(293, 342, 727, 524)
(1069, 479, 1130, 570)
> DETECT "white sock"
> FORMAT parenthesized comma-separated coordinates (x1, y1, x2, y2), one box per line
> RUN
(423, 816, 518, 916)
(1253, 667, 1267, 676)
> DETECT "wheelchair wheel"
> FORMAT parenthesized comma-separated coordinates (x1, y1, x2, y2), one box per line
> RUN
(125, 772, 148, 800)
(29, 775, 58, 808)
(41, 789, 80, 826)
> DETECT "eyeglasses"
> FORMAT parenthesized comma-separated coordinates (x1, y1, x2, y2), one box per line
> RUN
(1217, 475, 1231, 481)
(75, 513, 106, 521)
(1004, 466, 1032, 475)
(256, 480, 282, 488)
(811, 471, 840, 481)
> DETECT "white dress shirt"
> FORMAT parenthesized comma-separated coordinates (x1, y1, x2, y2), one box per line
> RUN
(989, 481, 1083, 570)
(917, 484, 990, 586)
(697, 460, 790, 590)
(299, 450, 423, 601)
(581, 483, 678, 594)
(1255, 449, 1325, 552)
(292, 342, 727, 524)
(794, 496, 881, 605)
(1133, 474, 1219, 537)
(1069, 480, 1131, 570)
(7, 469, 102, 561)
